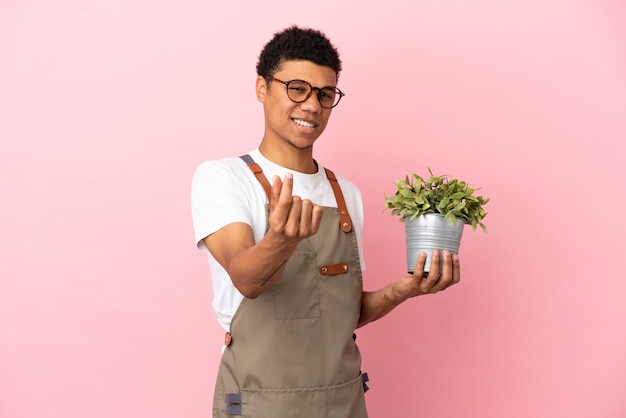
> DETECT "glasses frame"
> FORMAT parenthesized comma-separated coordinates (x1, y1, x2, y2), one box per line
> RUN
(266, 76, 345, 109)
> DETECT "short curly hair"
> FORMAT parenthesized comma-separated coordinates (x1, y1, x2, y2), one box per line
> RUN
(256, 26, 342, 80)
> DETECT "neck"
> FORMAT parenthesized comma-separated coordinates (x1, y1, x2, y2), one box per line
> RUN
(258, 141, 318, 174)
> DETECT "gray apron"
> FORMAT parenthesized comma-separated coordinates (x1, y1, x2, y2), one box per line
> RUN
(212, 155, 368, 418)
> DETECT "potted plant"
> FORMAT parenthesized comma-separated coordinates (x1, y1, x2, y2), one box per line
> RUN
(384, 167, 489, 275)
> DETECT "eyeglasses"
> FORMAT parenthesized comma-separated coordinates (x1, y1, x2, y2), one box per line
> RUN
(266, 76, 345, 109)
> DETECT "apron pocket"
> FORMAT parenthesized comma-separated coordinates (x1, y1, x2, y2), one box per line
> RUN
(241, 374, 367, 418)
(273, 251, 320, 319)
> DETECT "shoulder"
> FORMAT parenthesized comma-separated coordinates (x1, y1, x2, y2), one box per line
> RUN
(325, 168, 363, 201)
(192, 157, 248, 181)
(191, 155, 269, 217)
(191, 157, 259, 193)
(320, 165, 364, 223)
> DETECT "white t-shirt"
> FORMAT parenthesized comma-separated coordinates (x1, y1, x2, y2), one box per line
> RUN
(191, 149, 366, 331)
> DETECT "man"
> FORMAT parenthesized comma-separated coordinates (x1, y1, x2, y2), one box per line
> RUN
(191, 25, 460, 418)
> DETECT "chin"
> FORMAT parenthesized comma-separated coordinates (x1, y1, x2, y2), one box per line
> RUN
(286, 137, 317, 150)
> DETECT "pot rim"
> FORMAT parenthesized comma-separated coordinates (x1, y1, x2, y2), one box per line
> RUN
(403, 213, 468, 224)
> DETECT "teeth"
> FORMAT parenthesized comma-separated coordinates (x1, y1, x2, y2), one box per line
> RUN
(294, 119, 315, 128)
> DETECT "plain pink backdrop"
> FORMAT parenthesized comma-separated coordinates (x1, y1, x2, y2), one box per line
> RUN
(1, 1, 625, 417)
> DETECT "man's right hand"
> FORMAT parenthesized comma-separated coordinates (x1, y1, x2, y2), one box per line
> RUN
(268, 173, 323, 243)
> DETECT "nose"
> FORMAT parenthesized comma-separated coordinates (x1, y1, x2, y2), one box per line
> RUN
(300, 89, 323, 112)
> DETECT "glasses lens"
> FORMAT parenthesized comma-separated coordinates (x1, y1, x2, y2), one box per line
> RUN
(319, 87, 339, 108)
(286, 80, 312, 102)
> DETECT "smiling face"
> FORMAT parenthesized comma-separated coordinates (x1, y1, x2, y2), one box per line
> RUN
(257, 60, 338, 170)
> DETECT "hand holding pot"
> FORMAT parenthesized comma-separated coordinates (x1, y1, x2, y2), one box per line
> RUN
(400, 249, 461, 297)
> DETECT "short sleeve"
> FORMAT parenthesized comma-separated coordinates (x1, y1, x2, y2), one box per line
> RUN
(191, 160, 253, 249)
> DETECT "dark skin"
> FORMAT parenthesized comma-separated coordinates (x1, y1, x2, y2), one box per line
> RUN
(203, 59, 461, 326)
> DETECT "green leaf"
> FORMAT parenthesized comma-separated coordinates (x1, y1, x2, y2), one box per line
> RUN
(452, 201, 466, 212)
(383, 168, 489, 230)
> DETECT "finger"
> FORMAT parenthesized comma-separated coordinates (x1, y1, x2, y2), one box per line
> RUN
(270, 174, 294, 226)
(451, 253, 461, 285)
(298, 199, 313, 236)
(298, 200, 324, 236)
(412, 252, 428, 281)
(432, 249, 453, 292)
(438, 252, 461, 291)
(279, 173, 294, 205)
(310, 204, 324, 234)
(283, 195, 302, 237)
(422, 249, 441, 292)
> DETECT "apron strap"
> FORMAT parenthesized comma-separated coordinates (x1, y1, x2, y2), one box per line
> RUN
(240, 154, 272, 200)
(240, 155, 352, 233)
(324, 168, 352, 232)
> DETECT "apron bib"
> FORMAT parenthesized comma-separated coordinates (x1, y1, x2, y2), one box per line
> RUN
(212, 156, 368, 418)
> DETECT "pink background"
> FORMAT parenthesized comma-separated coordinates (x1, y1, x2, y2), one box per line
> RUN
(1, 1, 625, 417)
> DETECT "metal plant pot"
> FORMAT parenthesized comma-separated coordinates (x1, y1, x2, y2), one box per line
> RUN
(405, 213, 464, 275)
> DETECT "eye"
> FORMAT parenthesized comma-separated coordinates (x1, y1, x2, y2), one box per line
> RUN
(287, 81, 309, 93)
(319, 88, 336, 100)
(289, 86, 307, 93)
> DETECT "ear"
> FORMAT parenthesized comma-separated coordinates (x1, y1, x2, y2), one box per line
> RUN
(255, 76, 267, 103)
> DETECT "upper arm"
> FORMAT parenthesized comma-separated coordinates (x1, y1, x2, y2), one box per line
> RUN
(191, 159, 259, 249)
(202, 222, 256, 273)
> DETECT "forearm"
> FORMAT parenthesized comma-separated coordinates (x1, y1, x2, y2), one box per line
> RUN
(228, 230, 299, 298)
(357, 281, 407, 328)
